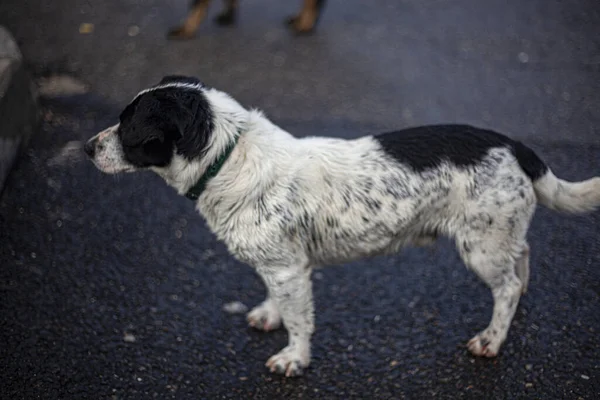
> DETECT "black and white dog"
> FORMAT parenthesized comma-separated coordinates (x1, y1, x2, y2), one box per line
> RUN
(85, 76, 600, 377)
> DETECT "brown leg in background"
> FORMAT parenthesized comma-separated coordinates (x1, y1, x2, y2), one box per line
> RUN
(287, 0, 327, 34)
(167, 0, 212, 40)
(215, 0, 238, 26)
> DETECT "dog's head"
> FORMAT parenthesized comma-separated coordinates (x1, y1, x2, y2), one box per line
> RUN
(84, 76, 214, 174)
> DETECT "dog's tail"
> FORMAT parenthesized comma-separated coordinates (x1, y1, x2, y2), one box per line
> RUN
(513, 141, 600, 214)
(533, 171, 600, 213)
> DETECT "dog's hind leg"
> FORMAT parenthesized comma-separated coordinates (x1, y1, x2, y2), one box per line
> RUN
(259, 263, 314, 377)
(214, 0, 238, 25)
(457, 231, 526, 357)
(168, 0, 211, 39)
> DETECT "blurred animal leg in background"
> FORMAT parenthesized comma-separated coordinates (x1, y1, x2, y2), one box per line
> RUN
(214, 0, 238, 25)
(168, 0, 212, 39)
(287, 0, 327, 34)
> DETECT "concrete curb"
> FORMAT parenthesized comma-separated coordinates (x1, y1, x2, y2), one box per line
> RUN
(0, 25, 39, 195)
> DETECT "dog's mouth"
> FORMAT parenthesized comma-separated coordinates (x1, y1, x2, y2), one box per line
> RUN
(86, 155, 137, 175)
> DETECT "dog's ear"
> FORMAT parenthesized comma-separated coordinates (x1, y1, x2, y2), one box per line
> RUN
(121, 129, 174, 167)
(118, 95, 177, 167)
(119, 95, 170, 147)
(156, 88, 214, 159)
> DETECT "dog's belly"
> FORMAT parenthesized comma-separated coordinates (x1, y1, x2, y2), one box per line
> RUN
(285, 199, 437, 266)
(304, 223, 398, 265)
(303, 230, 412, 266)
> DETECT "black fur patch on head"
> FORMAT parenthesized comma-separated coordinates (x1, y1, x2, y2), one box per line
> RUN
(375, 124, 548, 180)
(117, 82, 214, 168)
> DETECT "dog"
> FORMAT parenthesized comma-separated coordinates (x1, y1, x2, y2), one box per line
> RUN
(168, 0, 327, 39)
(84, 76, 600, 377)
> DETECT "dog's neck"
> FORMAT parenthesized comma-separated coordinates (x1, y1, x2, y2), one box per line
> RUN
(152, 88, 250, 197)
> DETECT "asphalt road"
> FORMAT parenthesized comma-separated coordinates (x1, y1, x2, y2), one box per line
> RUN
(1, 0, 599, 399)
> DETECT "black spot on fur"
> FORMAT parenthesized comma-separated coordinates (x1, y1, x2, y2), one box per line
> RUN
(362, 177, 374, 193)
(342, 190, 352, 209)
(507, 216, 516, 230)
(364, 199, 382, 214)
(326, 216, 338, 228)
(375, 125, 548, 180)
(118, 78, 214, 168)
(462, 241, 471, 254)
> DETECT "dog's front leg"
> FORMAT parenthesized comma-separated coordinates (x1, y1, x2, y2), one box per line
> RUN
(258, 264, 314, 377)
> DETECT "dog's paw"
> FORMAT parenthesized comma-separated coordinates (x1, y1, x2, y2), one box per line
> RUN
(265, 346, 309, 377)
(467, 331, 501, 357)
(247, 301, 281, 332)
(167, 26, 195, 40)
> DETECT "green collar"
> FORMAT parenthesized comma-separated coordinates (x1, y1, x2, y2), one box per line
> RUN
(185, 134, 240, 201)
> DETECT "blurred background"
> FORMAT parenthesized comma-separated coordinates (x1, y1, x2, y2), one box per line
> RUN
(0, 0, 598, 398)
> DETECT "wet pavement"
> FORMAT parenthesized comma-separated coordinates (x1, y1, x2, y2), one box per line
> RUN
(0, 0, 599, 398)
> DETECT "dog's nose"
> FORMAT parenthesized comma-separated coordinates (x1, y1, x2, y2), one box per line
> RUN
(84, 139, 96, 158)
